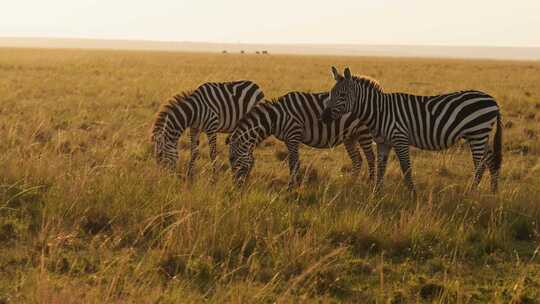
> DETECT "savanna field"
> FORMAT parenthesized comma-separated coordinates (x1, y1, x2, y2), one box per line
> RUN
(1, 48, 540, 303)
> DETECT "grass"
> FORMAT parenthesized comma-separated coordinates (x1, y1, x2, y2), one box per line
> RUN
(1, 47, 540, 303)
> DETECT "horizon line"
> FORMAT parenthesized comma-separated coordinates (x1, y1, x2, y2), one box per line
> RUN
(2, 36, 539, 49)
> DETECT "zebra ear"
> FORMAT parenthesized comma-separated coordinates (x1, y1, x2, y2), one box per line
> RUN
(331, 66, 343, 81)
(344, 67, 352, 79)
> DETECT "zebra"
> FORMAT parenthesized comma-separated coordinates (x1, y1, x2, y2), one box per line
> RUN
(321, 67, 502, 195)
(227, 91, 375, 188)
(150, 80, 265, 181)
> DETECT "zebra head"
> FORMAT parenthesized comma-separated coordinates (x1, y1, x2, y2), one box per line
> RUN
(321, 66, 356, 123)
(226, 133, 254, 187)
(151, 116, 179, 171)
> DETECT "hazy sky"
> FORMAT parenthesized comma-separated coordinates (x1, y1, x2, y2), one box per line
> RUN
(2, 0, 539, 46)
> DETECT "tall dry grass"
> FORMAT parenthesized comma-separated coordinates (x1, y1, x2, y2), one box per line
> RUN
(1, 48, 540, 303)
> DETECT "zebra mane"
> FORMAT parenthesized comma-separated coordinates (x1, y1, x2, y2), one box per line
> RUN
(168, 90, 195, 106)
(352, 75, 384, 93)
(266, 97, 283, 104)
(150, 90, 194, 141)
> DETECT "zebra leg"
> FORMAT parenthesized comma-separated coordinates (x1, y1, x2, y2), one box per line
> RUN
(472, 157, 487, 191)
(358, 140, 375, 183)
(343, 138, 362, 179)
(374, 143, 390, 195)
(485, 148, 499, 193)
(286, 141, 301, 189)
(186, 128, 201, 182)
(207, 132, 218, 182)
(467, 137, 489, 190)
(394, 144, 416, 196)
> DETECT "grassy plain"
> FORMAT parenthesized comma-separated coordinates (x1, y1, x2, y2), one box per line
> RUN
(1, 48, 540, 303)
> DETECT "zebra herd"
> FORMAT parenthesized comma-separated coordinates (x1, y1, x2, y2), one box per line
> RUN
(151, 67, 503, 195)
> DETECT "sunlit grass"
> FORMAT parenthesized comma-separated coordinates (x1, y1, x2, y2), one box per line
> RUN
(1, 48, 540, 302)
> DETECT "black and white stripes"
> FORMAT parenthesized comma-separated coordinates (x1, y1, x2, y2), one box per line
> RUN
(150, 68, 503, 195)
(227, 91, 375, 188)
(151, 80, 264, 180)
(322, 67, 502, 194)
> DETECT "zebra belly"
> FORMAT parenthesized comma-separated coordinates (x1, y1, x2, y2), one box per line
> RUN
(302, 129, 349, 149)
(409, 141, 456, 151)
(406, 126, 468, 150)
(217, 126, 235, 133)
(302, 120, 357, 149)
(303, 139, 345, 149)
(398, 112, 453, 150)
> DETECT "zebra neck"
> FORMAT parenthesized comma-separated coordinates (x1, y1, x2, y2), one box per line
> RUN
(162, 102, 192, 141)
(241, 106, 274, 152)
(234, 125, 268, 157)
(355, 89, 385, 135)
(163, 116, 185, 143)
(177, 99, 197, 128)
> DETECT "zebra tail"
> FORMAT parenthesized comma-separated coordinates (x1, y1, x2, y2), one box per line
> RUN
(493, 113, 503, 172)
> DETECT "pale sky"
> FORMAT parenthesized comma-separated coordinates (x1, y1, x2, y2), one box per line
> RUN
(2, 0, 540, 47)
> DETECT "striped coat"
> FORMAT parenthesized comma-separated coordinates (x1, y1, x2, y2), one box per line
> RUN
(151, 80, 264, 181)
(228, 91, 375, 188)
(322, 67, 502, 194)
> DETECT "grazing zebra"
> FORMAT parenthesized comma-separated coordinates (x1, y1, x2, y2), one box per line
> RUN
(321, 67, 502, 195)
(151, 80, 265, 181)
(227, 91, 375, 188)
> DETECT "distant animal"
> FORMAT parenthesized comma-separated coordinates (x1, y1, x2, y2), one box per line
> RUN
(262, 50, 268, 54)
(151, 81, 265, 181)
(227, 92, 375, 188)
(222, 50, 228, 54)
(255, 51, 260, 54)
(240, 50, 245, 54)
(322, 67, 502, 195)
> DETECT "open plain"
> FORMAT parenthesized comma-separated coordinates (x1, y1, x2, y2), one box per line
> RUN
(1, 48, 540, 303)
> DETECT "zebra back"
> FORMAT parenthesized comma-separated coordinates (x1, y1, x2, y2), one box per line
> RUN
(192, 80, 265, 132)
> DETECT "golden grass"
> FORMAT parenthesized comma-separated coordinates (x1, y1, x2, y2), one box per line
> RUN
(1, 48, 540, 303)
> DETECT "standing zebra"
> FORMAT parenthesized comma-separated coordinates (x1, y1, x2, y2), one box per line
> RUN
(151, 80, 265, 181)
(321, 67, 502, 194)
(227, 91, 375, 188)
